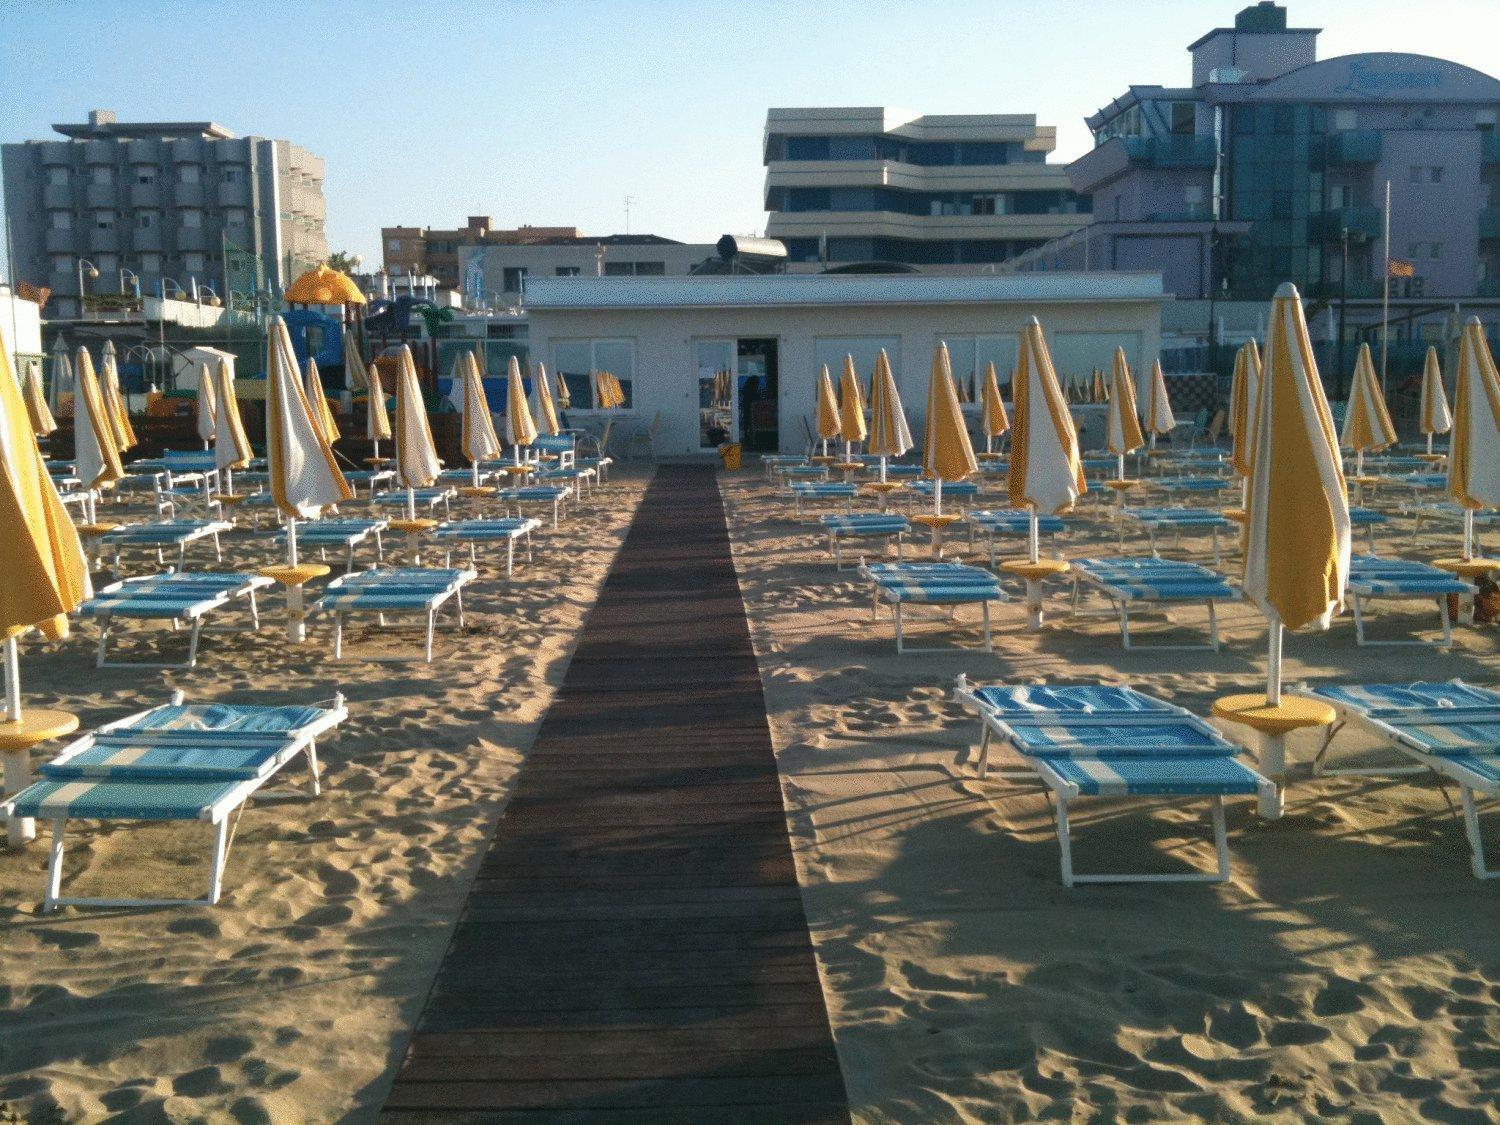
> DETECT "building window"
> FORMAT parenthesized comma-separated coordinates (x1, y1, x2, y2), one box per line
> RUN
(52, 255, 71, 273)
(387, 239, 401, 252)
(140, 253, 161, 272)
(555, 266, 581, 276)
(91, 166, 113, 185)
(502, 266, 527, 292)
(178, 164, 201, 185)
(95, 211, 115, 230)
(47, 167, 69, 187)
(935, 335, 1020, 402)
(1410, 165, 1444, 184)
(136, 211, 157, 229)
(634, 260, 665, 276)
(1430, 242, 1443, 260)
(96, 254, 117, 274)
(181, 209, 202, 228)
(50, 211, 71, 230)
(603, 261, 631, 276)
(225, 208, 247, 226)
(183, 252, 206, 274)
(1333, 109, 1357, 132)
(136, 167, 156, 185)
(224, 167, 242, 183)
(552, 338, 635, 408)
(1169, 102, 1195, 135)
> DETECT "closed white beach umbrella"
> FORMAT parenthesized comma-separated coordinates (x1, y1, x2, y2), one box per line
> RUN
(1143, 358, 1176, 447)
(195, 360, 217, 449)
(1008, 317, 1085, 561)
(393, 344, 442, 519)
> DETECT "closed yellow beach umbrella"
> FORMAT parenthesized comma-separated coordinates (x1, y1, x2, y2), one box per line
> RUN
(1229, 341, 1261, 479)
(1419, 345, 1451, 456)
(1446, 316, 1500, 561)
(346, 330, 391, 461)
(99, 341, 137, 452)
(837, 354, 867, 461)
(1243, 283, 1350, 697)
(72, 348, 124, 521)
(393, 344, 442, 518)
(1090, 367, 1108, 404)
(20, 358, 56, 438)
(1143, 359, 1176, 447)
(213, 357, 252, 493)
(266, 315, 352, 531)
(459, 350, 502, 482)
(815, 364, 839, 456)
(194, 360, 217, 449)
(922, 343, 978, 516)
(0, 340, 91, 842)
(1009, 317, 1086, 561)
(551, 358, 572, 410)
(533, 361, 561, 438)
(1106, 346, 1144, 480)
(1341, 343, 1397, 477)
(304, 357, 340, 446)
(504, 356, 538, 462)
(48, 338, 71, 416)
(866, 348, 911, 483)
(980, 361, 1009, 455)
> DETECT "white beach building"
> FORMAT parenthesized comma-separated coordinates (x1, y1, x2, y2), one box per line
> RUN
(524, 273, 1165, 457)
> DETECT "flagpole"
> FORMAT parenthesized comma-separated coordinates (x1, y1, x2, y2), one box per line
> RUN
(1380, 178, 1391, 397)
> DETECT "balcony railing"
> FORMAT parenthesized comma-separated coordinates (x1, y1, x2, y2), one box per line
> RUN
(1326, 130, 1382, 164)
(1122, 134, 1216, 168)
(1309, 206, 1382, 242)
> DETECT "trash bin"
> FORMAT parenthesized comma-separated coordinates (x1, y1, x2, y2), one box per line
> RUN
(718, 442, 742, 471)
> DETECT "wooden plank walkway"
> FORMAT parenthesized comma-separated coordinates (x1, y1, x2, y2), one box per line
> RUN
(383, 465, 849, 1123)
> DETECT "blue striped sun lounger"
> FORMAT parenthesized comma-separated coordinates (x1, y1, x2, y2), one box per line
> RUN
(858, 562, 1005, 654)
(1348, 506, 1388, 553)
(313, 567, 476, 662)
(1071, 557, 1239, 651)
(496, 484, 571, 528)
(820, 513, 909, 570)
(953, 676, 1276, 885)
(1346, 555, 1475, 647)
(373, 488, 455, 518)
(269, 518, 387, 573)
(433, 517, 542, 574)
(908, 479, 981, 506)
(762, 454, 807, 481)
(1401, 472, 1448, 492)
(101, 519, 231, 572)
(789, 481, 857, 517)
(967, 510, 1066, 569)
(857, 459, 923, 479)
(79, 571, 272, 669)
(1123, 507, 1235, 563)
(781, 464, 831, 483)
(1400, 501, 1500, 547)
(1153, 475, 1233, 498)
(1307, 680, 1500, 878)
(2, 693, 348, 910)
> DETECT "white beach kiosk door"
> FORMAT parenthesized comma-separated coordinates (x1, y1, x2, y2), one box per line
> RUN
(696, 340, 736, 451)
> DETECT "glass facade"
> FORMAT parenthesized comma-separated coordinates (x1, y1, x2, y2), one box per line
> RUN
(783, 236, 1048, 265)
(552, 338, 635, 409)
(772, 186, 1087, 217)
(779, 135, 1041, 165)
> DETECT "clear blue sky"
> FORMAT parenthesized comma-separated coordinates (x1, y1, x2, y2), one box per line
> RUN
(3, 0, 1498, 270)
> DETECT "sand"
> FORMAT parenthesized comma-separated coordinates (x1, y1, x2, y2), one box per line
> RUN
(0, 470, 646, 1123)
(722, 470, 1500, 1123)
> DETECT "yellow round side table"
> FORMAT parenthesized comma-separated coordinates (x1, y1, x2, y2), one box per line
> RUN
(1000, 557, 1071, 630)
(2, 709, 79, 848)
(259, 562, 331, 643)
(1212, 693, 1336, 816)
(910, 512, 964, 558)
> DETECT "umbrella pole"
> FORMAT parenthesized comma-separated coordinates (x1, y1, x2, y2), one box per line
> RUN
(287, 517, 299, 567)
(2, 636, 38, 848)
(1028, 508, 1040, 565)
(471, 459, 480, 489)
(986, 435, 994, 456)
(4, 637, 19, 724)
(1266, 616, 1283, 707)
(1426, 432, 1434, 455)
(1116, 453, 1125, 482)
(406, 486, 416, 522)
(879, 456, 888, 484)
(1463, 508, 1475, 561)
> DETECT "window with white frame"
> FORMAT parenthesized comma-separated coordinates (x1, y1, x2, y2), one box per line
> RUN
(552, 338, 635, 408)
(937, 334, 1020, 402)
(813, 337, 902, 396)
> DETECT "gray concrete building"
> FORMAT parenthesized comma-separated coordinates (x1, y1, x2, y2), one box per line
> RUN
(3, 109, 327, 317)
(457, 234, 721, 307)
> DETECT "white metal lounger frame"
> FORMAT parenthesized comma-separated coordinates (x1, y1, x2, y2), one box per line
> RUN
(1310, 690, 1497, 879)
(860, 563, 1002, 655)
(1123, 512, 1231, 565)
(501, 485, 571, 529)
(29, 692, 347, 910)
(271, 522, 388, 574)
(954, 675, 1277, 886)
(825, 523, 906, 571)
(321, 570, 477, 663)
(1069, 567, 1232, 652)
(89, 574, 270, 669)
(105, 520, 231, 573)
(437, 519, 540, 576)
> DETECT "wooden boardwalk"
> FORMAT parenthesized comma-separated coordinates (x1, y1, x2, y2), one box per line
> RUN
(383, 466, 849, 1122)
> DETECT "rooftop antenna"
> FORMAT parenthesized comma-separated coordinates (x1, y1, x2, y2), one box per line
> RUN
(624, 195, 634, 235)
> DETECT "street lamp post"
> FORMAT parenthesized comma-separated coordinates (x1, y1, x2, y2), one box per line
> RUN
(1337, 227, 1350, 399)
(118, 267, 140, 298)
(75, 258, 100, 319)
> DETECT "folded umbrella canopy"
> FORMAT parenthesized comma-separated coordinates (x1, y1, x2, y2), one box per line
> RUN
(72, 348, 124, 522)
(922, 342, 978, 517)
(866, 348, 910, 484)
(47, 336, 71, 414)
(1229, 341, 1261, 479)
(837, 354, 867, 464)
(393, 344, 442, 519)
(346, 329, 391, 461)
(1243, 283, 1350, 702)
(1143, 358, 1176, 448)
(99, 340, 137, 452)
(213, 356, 252, 494)
(459, 350, 502, 484)
(504, 356, 539, 463)
(21, 358, 56, 438)
(1105, 346, 1144, 480)
(814, 364, 839, 457)
(0, 340, 90, 844)
(1419, 345, 1452, 456)
(1091, 367, 1109, 404)
(1009, 317, 1085, 563)
(1446, 316, 1500, 562)
(1341, 342, 1397, 477)
(551, 356, 572, 410)
(979, 361, 1009, 456)
(194, 360, 217, 450)
(267, 315, 352, 539)
(304, 357, 340, 446)
(533, 361, 561, 437)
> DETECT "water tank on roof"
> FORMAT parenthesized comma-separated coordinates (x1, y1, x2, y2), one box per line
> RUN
(716, 235, 789, 262)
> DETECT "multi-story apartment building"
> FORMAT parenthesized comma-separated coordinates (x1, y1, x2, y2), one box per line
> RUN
(762, 107, 1090, 270)
(2, 109, 326, 317)
(381, 216, 583, 289)
(1009, 2, 1500, 309)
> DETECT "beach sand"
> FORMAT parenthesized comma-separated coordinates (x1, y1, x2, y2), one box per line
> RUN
(0, 472, 646, 1122)
(723, 470, 1500, 1123)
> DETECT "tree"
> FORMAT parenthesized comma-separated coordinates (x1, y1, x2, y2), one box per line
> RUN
(326, 250, 362, 275)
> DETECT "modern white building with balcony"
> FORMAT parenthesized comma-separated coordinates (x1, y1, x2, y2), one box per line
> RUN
(763, 107, 1090, 271)
(2, 109, 327, 317)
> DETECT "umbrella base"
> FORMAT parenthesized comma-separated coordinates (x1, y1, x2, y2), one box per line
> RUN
(1000, 558, 1071, 630)
(2, 709, 80, 850)
(1211, 693, 1335, 817)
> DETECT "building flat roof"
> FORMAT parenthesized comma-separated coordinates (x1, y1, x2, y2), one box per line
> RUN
(525, 273, 1163, 311)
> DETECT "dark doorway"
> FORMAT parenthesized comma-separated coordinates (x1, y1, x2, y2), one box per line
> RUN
(736, 337, 779, 452)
